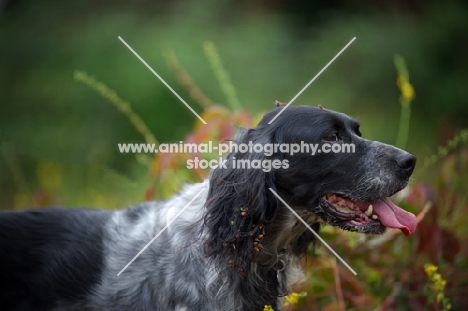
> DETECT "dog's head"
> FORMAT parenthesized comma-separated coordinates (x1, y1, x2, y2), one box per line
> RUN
(204, 105, 417, 272)
(260, 105, 417, 236)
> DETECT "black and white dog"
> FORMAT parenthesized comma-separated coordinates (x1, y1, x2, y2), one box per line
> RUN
(0, 105, 417, 311)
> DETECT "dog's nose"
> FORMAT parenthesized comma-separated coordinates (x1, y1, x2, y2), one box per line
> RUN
(395, 152, 416, 173)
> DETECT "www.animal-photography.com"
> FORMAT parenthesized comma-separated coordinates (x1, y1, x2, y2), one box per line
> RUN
(1, 1, 467, 310)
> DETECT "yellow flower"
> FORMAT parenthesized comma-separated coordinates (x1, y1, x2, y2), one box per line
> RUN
(424, 263, 451, 310)
(424, 264, 438, 275)
(283, 291, 307, 307)
(284, 292, 300, 306)
(397, 75, 415, 104)
(263, 305, 274, 311)
(397, 76, 415, 102)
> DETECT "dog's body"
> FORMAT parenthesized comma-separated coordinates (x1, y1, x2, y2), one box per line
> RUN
(0, 106, 417, 310)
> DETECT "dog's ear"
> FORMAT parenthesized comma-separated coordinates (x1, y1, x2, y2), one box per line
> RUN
(204, 128, 279, 275)
(275, 100, 287, 107)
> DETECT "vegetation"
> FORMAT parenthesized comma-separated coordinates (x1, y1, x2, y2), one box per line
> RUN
(1, 0, 467, 309)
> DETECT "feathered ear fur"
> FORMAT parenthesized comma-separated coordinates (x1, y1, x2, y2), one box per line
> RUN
(203, 127, 279, 276)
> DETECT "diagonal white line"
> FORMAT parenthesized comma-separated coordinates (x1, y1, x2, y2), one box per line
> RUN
(118, 36, 207, 125)
(268, 37, 356, 124)
(268, 188, 357, 276)
(117, 187, 206, 276)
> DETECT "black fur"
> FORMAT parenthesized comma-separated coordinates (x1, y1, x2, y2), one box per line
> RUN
(0, 208, 110, 310)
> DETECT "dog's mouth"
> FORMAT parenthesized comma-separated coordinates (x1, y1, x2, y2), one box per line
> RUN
(319, 194, 417, 236)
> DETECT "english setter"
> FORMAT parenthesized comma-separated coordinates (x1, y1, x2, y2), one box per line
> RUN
(0, 105, 417, 310)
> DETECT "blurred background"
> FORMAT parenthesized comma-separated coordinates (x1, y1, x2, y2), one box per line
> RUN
(0, 0, 467, 310)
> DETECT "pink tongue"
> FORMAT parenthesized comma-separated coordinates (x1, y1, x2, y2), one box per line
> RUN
(372, 198, 417, 236)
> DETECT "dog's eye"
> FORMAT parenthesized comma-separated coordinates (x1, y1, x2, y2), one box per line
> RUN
(323, 134, 340, 142)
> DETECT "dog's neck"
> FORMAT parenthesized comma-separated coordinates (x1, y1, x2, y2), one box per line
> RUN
(254, 206, 320, 267)
(253, 247, 291, 269)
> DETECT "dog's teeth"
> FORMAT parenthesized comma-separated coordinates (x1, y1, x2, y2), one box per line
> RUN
(365, 205, 373, 216)
(333, 203, 353, 214)
(372, 214, 379, 220)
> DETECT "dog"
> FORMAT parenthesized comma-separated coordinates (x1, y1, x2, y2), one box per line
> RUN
(0, 105, 417, 310)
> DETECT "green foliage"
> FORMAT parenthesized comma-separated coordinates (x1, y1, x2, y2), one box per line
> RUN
(394, 54, 415, 150)
(424, 264, 452, 310)
(423, 128, 468, 168)
(73, 71, 158, 145)
(203, 41, 243, 112)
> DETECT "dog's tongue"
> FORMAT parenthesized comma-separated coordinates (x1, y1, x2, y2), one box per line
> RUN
(372, 198, 417, 236)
